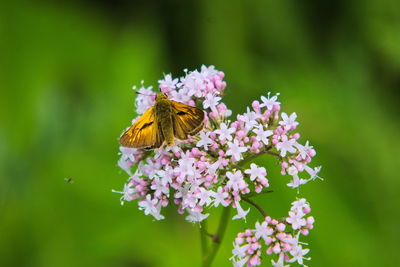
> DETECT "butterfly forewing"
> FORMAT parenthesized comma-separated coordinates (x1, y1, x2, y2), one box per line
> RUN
(171, 100, 204, 140)
(119, 107, 164, 149)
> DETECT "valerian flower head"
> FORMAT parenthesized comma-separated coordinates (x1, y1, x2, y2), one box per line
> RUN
(115, 66, 322, 266)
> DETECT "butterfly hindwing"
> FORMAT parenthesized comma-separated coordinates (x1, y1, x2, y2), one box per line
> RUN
(119, 107, 164, 149)
(171, 100, 204, 140)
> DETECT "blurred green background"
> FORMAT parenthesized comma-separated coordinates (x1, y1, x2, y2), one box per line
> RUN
(1, 0, 399, 266)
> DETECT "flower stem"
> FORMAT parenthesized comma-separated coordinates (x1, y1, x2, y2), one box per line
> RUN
(241, 196, 268, 218)
(200, 220, 209, 259)
(202, 206, 231, 267)
(238, 145, 280, 167)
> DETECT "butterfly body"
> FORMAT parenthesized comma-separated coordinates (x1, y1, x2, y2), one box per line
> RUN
(154, 94, 175, 146)
(120, 93, 204, 150)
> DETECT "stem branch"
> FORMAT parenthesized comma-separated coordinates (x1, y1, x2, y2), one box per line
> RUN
(202, 207, 231, 267)
(200, 220, 209, 259)
(241, 196, 268, 218)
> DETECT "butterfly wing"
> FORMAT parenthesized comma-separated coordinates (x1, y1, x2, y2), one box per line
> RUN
(170, 100, 204, 140)
(119, 107, 164, 149)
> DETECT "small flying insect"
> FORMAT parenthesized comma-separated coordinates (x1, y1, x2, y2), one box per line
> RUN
(64, 177, 74, 184)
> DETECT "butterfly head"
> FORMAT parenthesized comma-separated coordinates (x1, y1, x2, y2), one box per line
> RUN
(155, 92, 169, 101)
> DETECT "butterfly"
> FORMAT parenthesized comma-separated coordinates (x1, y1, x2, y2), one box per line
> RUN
(120, 92, 205, 150)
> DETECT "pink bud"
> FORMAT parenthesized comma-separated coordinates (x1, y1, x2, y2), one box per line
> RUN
(276, 233, 285, 240)
(235, 237, 244, 245)
(252, 100, 260, 111)
(273, 243, 281, 254)
(277, 223, 286, 232)
(301, 229, 309, 235)
(265, 236, 272, 245)
(236, 130, 245, 139)
(303, 206, 311, 214)
(249, 256, 260, 266)
(308, 149, 316, 157)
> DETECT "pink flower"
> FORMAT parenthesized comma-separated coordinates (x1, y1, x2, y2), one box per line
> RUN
(117, 66, 322, 266)
(226, 139, 248, 161)
(158, 74, 178, 92)
(214, 122, 235, 141)
(244, 163, 267, 181)
(276, 135, 297, 157)
(279, 112, 299, 130)
(227, 170, 247, 191)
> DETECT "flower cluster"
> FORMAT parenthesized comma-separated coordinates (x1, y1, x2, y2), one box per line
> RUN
(231, 199, 314, 267)
(115, 65, 322, 266)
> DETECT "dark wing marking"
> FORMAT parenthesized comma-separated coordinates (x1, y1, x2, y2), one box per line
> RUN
(119, 107, 164, 149)
(170, 100, 204, 140)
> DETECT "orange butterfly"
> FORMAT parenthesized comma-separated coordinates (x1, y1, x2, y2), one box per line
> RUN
(120, 92, 205, 150)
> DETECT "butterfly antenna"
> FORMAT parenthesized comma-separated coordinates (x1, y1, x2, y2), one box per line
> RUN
(136, 91, 154, 97)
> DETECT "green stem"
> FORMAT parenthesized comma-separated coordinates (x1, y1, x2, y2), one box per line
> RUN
(241, 196, 268, 218)
(202, 207, 231, 267)
(238, 145, 277, 167)
(200, 220, 209, 260)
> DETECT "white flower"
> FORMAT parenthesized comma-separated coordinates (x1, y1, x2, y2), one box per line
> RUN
(135, 85, 155, 114)
(169, 88, 191, 103)
(287, 166, 298, 176)
(304, 165, 323, 181)
(226, 170, 246, 191)
(255, 221, 273, 241)
(295, 141, 313, 159)
(138, 194, 164, 220)
(252, 125, 273, 145)
(181, 71, 206, 97)
(289, 244, 310, 265)
(112, 183, 135, 204)
(271, 253, 289, 267)
(244, 163, 267, 181)
(226, 139, 248, 161)
(210, 187, 229, 207)
(176, 151, 196, 179)
(214, 122, 235, 141)
(291, 198, 308, 213)
(279, 112, 299, 130)
(276, 135, 297, 157)
(200, 64, 218, 77)
(154, 167, 173, 185)
(232, 201, 250, 221)
(207, 159, 221, 176)
(232, 243, 250, 259)
(196, 131, 213, 150)
(182, 192, 198, 209)
(241, 107, 261, 131)
(260, 92, 280, 110)
(287, 173, 308, 188)
(196, 188, 212, 206)
(158, 74, 178, 92)
(185, 209, 209, 223)
(203, 93, 221, 113)
(286, 211, 306, 230)
(150, 178, 169, 197)
(232, 257, 249, 267)
(118, 157, 133, 176)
